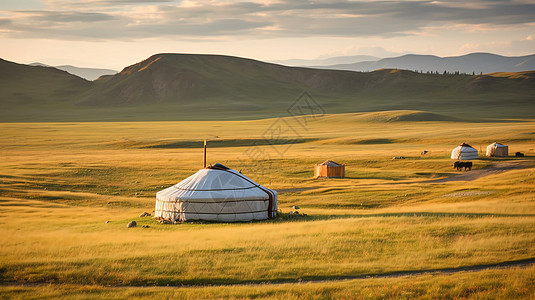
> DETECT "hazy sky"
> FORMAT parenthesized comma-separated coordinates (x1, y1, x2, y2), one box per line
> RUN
(1, 0, 534, 69)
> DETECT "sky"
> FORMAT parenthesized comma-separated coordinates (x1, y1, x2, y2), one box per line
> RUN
(0, 0, 534, 70)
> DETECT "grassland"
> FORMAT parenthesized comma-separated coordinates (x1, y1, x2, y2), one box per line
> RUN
(1, 111, 534, 299)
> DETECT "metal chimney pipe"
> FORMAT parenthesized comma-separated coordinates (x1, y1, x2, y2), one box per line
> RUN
(203, 140, 207, 168)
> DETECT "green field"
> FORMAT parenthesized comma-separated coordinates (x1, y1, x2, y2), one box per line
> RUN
(1, 111, 534, 299)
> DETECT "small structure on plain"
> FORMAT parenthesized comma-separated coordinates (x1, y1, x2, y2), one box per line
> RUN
(315, 160, 345, 178)
(486, 142, 508, 157)
(451, 143, 478, 160)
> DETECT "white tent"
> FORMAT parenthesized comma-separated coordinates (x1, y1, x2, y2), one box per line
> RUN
(486, 142, 508, 157)
(451, 143, 478, 160)
(155, 164, 277, 222)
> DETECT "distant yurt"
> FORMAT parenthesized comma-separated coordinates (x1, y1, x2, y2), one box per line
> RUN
(451, 143, 478, 160)
(315, 160, 345, 178)
(155, 163, 277, 222)
(486, 142, 508, 157)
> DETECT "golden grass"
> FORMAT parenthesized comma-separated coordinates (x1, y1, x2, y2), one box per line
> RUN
(0, 112, 534, 298)
(1, 266, 534, 299)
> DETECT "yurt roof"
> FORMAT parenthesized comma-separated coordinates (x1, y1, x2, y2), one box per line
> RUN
(454, 143, 477, 151)
(488, 142, 507, 147)
(319, 160, 344, 167)
(207, 163, 230, 170)
(459, 142, 474, 148)
(172, 167, 259, 192)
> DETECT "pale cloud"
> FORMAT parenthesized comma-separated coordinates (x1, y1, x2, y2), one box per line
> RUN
(0, 0, 534, 68)
(0, 0, 534, 40)
(509, 36, 535, 55)
(458, 36, 535, 56)
(40, 0, 178, 10)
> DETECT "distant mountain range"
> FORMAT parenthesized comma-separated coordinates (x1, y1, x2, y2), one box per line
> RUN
(312, 53, 535, 74)
(25, 52, 535, 81)
(1, 53, 534, 122)
(271, 55, 381, 67)
(29, 63, 117, 81)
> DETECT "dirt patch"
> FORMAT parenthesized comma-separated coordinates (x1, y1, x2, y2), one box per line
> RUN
(430, 161, 530, 183)
(442, 191, 494, 197)
(277, 188, 316, 194)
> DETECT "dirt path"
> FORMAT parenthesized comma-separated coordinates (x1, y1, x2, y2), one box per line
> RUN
(2, 257, 534, 289)
(277, 187, 315, 194)
(430, 161, 530, 183)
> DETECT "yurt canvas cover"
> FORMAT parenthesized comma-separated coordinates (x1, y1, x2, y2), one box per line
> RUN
(486, 142, 508, 157)
(451, 143, 478, 160)
(155, 164, 277, 222)
(315, 160, 345, 178)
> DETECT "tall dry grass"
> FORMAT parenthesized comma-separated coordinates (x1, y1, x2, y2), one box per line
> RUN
(0, 114, 534, 297)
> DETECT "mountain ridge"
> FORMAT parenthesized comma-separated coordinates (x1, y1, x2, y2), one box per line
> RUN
(271, 55, 381, 67)
(1, 53, 534, 121)
(1, 58, 92, 104)
(314, 53, 535, 74)
(29, 63, 118, 81)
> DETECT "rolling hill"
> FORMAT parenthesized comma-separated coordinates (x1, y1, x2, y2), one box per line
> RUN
(1, 53, 534, 121)
(315, 53, 535, 74)
(29, 63, 118, 81)
(0, 58, 91, 104)
(79, 53, 371, 106)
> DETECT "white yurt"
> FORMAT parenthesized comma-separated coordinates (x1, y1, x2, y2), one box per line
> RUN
(486, 142, 508, 157)
(451, 143, 478, 160)
(155, 163, 277, 222)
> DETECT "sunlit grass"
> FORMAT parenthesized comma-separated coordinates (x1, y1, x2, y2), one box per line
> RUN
(1, 267, 534, 299)
(0, 113, 534, 298)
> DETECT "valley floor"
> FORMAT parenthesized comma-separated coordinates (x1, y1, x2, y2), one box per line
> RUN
(0, 113, 534, 299)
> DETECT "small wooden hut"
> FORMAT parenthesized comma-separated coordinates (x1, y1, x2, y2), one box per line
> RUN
(315, 160, 345, 178)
